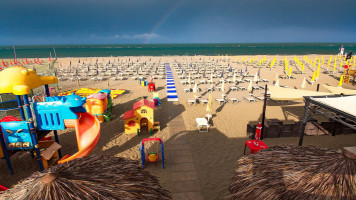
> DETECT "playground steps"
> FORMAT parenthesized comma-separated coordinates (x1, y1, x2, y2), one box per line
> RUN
(38, 141, 62, 169)
(153, 121, 160, 131)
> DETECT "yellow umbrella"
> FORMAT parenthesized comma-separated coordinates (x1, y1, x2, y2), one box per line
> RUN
(311, 71, 316, 82)
(316, 66, 320, 80)
(339, 75, 344, 87)
(302, 63, 305, 73)
(288, 67, 292, 76)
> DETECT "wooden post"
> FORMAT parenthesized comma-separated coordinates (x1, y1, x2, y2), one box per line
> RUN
(316, 84, 320, 92)
(299, 100, 310, 146)
(261, 84, 268, 140)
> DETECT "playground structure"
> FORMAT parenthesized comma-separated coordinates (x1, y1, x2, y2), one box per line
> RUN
(152, 92, 161, 106)
(343, 68, 356, 84)
(59, 88, 125, 99)
(139, 138, 165, 168)
(123, 98, 160, 135)
(0, 67, 100, 174)
(148, 77, 156, 92)
(84, 89, 113, 123)
(139, 78, 149, 86)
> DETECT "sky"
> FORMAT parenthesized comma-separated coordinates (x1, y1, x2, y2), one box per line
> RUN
(0, 0, 355, 45)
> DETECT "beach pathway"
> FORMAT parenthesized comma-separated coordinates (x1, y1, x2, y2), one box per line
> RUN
(166, 88, 203, 198)
(166, 63, 179, 101)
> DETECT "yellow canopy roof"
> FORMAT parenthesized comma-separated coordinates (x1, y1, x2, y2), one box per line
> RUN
(322, 85, 356, 95)
(0, 66, 58, 95)
(268, 85, 331, 101)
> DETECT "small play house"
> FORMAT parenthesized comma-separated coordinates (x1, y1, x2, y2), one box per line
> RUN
(123, 98, 159, 134)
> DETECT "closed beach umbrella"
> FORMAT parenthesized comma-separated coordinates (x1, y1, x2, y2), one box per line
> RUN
(188, 74, 191, 88)
(193, 82, 197, 94)
(253, 72, 258, 82)
(221, 79, 225, 93)
(339, 75, 344, 87)
(245, 65, 248, 72)
(0, 155, 171, 200)
(233, 72, 236, 83)
(301, 77, 306, 89)
(228, 145, 356, 200)
(247, 80, 253, 93)
(275, 79, 279, 87)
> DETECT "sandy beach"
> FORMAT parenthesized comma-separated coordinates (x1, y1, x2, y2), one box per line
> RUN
(1, 55, 356, 199)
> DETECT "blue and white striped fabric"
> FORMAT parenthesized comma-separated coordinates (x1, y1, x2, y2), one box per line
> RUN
(166, 63, 178, 101)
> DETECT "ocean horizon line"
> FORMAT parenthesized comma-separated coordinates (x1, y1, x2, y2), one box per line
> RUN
(1, 43, 355, 58)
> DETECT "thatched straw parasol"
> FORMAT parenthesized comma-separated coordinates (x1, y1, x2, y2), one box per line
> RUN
(228, 145, 356, 200)
(1, 155, 171, 200)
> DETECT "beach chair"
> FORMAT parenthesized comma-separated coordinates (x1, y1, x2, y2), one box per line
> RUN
(228, 97, 239, 104)
(215, 98, 227, 105)
(187, 99, 197, 106)
(243, 96, 256, 102)
(199, 98, 208, 105)
(216, 87, 223, 91)
(238, 86, 247, 90)
(195, 118, 210, 132)
(254, 96, 265, 101)
(183, 88, 192, 93)
(207, 87, 214, 92)
(229, 86, 238, 91)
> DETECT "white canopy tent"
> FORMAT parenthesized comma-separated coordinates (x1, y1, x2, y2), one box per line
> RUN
(299, 95, 356, 145)
(268, 85, 331, 101)
(323, 85, 356, 95)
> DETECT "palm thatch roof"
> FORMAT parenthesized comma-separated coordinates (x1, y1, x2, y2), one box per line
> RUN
(0, 155, 171, 200)
(228, 145, 356, 200)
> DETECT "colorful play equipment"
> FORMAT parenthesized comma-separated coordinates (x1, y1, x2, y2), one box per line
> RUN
(0, 184, 8, 194)
(84, 90, 113, 123)
(139, 138, 165, 168)
(0, 66, 100, 174)
(139, 78, 149, 86)
(123, 98, 160, 135)
(148, 77, 156, 92)
(59, 88, 125, 99)
(152, 92, 161, 106)
(244, 122, 268, 155)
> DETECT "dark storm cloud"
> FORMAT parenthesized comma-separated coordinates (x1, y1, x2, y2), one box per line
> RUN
(0, 0, 355, 44)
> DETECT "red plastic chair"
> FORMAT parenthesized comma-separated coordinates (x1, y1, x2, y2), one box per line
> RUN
(0, 184, 8, 194)
(244, 123, 268, 155)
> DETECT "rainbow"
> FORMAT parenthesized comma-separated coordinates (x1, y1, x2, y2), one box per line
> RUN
(144, 0, 185, 44)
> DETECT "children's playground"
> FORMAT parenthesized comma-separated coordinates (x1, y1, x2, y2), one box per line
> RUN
(0, 64, 170, 190)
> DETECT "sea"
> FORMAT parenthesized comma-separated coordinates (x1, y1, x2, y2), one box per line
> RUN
(0, 43, 355, 58)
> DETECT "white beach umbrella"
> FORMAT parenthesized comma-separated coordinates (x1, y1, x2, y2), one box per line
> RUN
(301, 77, 307, 89)
(193, 82, 197, 94)
(275, 79, 280, 87)
(247, 80, 253, 93)
(188, 74, 191, 88)
(233, 72, 236, 83)
(221, 79, 225, 93)
(253, 72, 258, 82)
(210, 73, 213, 83)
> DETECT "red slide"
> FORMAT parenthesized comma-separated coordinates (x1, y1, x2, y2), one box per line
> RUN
(59, 112, 100, 163)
